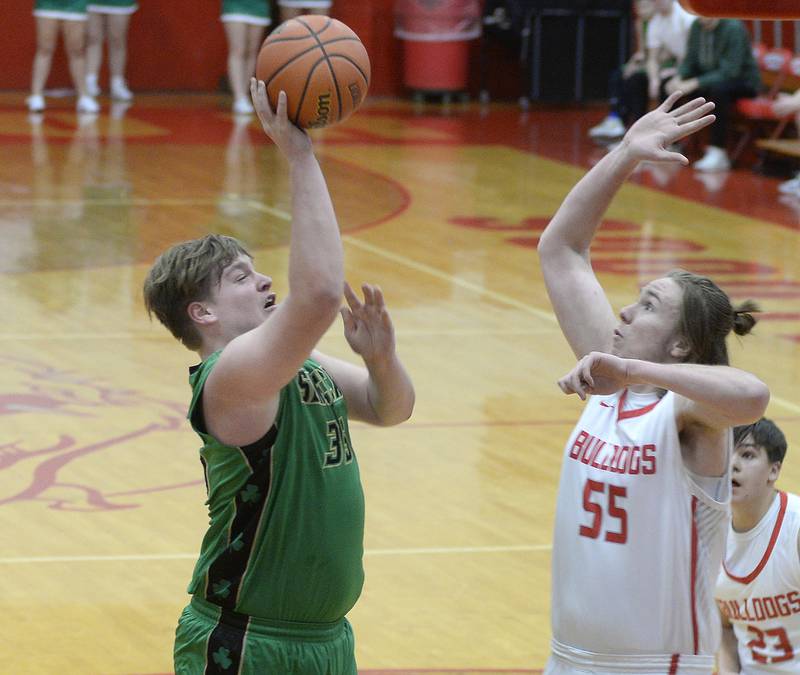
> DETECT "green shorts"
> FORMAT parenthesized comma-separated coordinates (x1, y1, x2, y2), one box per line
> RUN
(174, 596, 357, 675)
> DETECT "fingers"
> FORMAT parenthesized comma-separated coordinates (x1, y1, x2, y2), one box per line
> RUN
(579, 357, 595, 389)
(275, 90, 287, 120)
(343, 281, 363, 312)
(675, 100, 715, 125)
(558, 370, 588, 400)
(670, 96, 707, 119)
(672, 114, 716, 142)
(340, 306, 356, 333)
(251, 78, 275, 126)
(657, 149, 689, 165)
(659, 90, 683, 112)
(365, 284, 385, 311)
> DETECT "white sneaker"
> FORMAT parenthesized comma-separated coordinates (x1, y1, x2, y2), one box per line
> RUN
(778, 172, 800, 195)
(232, 98, 254, 115)
(694, 146, 731, 172)
(86, 74, 101, 97)
(588, 115, 626, 139)
(27, 94, 45, 112)
(110, 77, 133, 102)
(76, 94, 100, 114)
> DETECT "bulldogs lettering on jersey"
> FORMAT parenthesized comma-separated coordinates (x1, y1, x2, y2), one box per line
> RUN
(551, 388, 730, 668)
(715, 492, 800, 673)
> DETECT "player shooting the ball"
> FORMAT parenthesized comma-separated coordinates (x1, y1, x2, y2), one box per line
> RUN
(144, 79, 415, 674)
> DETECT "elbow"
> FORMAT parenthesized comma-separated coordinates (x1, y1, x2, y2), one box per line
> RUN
(376, 388, 415, 427)
(748, 380, 771, 421)
(537, 229, 554, 258)
(738, 378, 770, 424)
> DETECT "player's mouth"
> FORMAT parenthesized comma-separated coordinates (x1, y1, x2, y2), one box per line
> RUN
(732, 479, 741, 488)
(264, 293, 276, 309)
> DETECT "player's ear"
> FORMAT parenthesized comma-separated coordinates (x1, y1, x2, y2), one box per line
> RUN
(668, 335, 691, 362)
(768, 460, 782, 483)
(187, 301, 216, 327)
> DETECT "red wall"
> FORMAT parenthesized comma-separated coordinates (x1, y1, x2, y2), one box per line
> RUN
(1, 0, 403, 95)
(1, 2, 794, 97)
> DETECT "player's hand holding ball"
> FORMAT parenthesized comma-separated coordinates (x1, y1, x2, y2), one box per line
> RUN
(250, 78, 312, 160)
(255, 15, 370, 130)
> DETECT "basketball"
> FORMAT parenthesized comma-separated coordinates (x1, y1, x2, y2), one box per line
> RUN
(255, 15, 371, 129)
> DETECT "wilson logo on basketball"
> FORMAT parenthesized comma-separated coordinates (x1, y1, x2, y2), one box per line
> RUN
(309, 92, 332, 128)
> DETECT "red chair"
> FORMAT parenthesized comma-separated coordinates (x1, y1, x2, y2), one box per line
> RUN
(731, 44, 795, 163)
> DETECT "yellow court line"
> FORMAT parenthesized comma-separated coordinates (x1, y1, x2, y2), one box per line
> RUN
(771, 395, 800, 415)
(250, 200, 558, 321)
(341, 235, 557, 323)
(0, 544, 552, 565)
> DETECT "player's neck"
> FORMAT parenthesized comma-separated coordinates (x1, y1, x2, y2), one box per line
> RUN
(732, 489, 779, 533)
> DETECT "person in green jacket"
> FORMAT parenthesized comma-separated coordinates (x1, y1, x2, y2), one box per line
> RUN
(144, 80, 415, 674)
(665, 17, 760, 172)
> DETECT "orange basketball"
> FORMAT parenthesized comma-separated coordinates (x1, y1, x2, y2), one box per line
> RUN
(255, 15, 371, 129)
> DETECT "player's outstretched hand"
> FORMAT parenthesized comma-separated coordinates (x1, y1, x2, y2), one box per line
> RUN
(557, 352, 631, 400)
(250, 78, 311, 160)
(340, 282, 396, 363)
(620, 91, 715, 165)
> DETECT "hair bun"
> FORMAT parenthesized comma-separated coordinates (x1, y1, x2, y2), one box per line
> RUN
(732, 300, 760, 336)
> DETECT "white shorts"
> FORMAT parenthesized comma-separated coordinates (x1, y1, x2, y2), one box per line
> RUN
(33, 10, 87, 20)
(88, 4, 138, 14)
(221, 14, 271, 26)
(545, 640, 714, 675)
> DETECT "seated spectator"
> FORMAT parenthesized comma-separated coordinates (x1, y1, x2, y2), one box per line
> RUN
(666, 18, 760, 172)
(772, 90, 800, 195)
(589, 0, 694, 140)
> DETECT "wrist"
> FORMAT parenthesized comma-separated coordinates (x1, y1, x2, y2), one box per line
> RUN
(363, 351, 398, 374)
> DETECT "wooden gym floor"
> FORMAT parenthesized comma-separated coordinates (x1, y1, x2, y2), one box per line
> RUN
(0, 92, 798, 674)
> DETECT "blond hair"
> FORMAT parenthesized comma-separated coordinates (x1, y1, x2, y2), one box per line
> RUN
(143, 234, 251, 350)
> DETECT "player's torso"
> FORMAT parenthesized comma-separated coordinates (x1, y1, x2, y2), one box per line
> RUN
(716, 492, 800, 673)
(551, 389, 730, 658)
(189, 356, 365, 623)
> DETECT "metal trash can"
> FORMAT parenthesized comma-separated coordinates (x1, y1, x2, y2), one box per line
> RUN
(394, 0, 482, 95)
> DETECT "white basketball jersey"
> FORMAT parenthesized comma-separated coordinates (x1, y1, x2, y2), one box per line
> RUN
(715, 491, 800, 673)
(550, 389, 731, 672)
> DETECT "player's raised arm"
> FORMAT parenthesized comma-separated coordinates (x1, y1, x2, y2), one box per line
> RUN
(202, 81, 344, 446)
(537, 92, 715, 358)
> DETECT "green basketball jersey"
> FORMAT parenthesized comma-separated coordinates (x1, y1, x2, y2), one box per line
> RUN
(186, 353, 365, 623)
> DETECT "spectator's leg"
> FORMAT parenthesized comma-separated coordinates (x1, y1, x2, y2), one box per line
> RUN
(588, 66, 628, 139)
(694, 81, 757, 170)
(622, 70, 648, 124)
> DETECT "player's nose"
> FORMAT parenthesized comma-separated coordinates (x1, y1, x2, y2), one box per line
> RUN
(257, 274, 272, 291)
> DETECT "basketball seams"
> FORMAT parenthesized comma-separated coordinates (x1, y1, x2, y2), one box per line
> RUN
(257, 15, 368, 128)
(293, 56, 328, 127)
(328, 55, 370, 88)
(295, 16, 343, 123)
